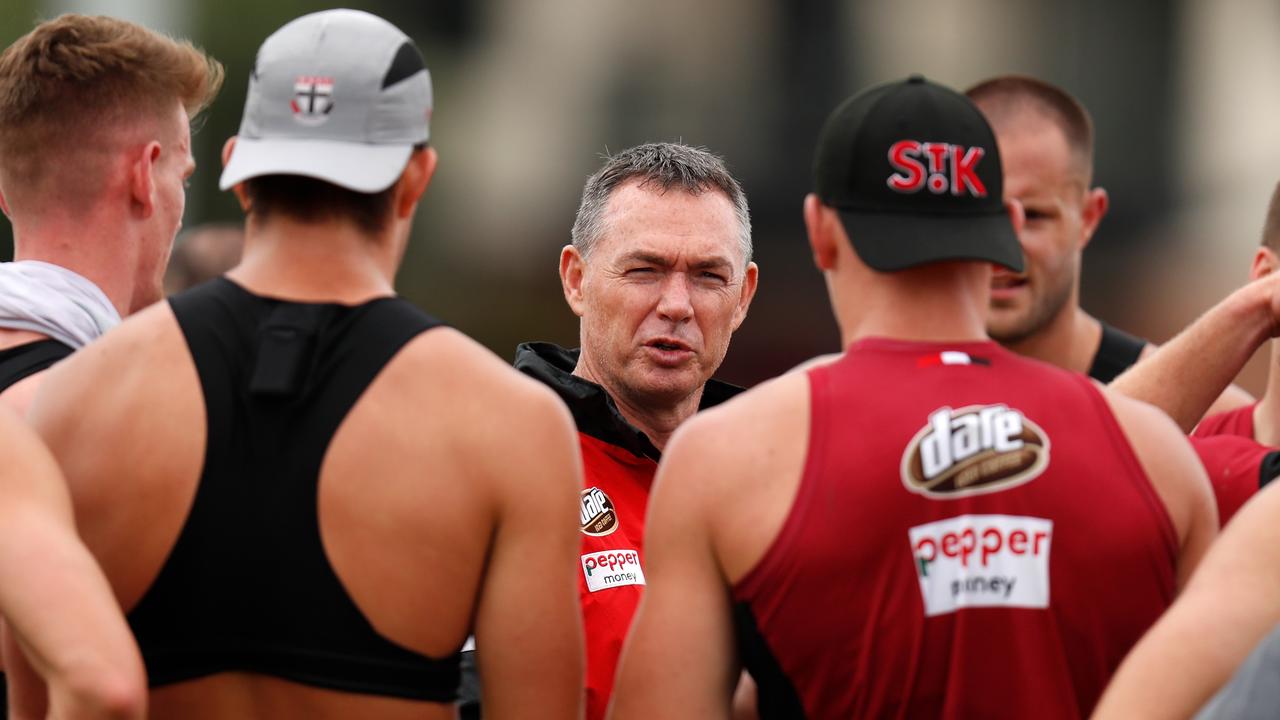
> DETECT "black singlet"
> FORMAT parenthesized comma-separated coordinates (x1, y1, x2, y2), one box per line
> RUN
(0, 339, 73, 393)
(126, 278, 459, 701)
(1086, 321, 1149, 383)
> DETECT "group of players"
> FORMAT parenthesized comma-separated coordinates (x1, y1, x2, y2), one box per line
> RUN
(2, 7, 1280, 720)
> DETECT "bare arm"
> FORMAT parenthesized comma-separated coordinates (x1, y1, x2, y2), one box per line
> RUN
(1100, 388, 1218, 588)
(1092, 479, 1280, 719)
(0, 410, 145, 720)
(475, 387, 585, 720)
(1112, 274, 1278, 432)
(608, 419, 740, 720)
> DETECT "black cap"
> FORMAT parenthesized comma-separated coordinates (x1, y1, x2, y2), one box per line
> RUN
(813, 74, 1023, 272)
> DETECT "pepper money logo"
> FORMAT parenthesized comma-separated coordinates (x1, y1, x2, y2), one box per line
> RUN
(901, 404, 1050, 499)
(580, 486, 618, 536)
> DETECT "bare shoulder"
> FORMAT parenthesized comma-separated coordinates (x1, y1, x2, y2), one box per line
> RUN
(1097, 384, 1214, 540)
(30, 301, 190, 451)
(660, 370, 812, 582)
(391, 328, 568, 412)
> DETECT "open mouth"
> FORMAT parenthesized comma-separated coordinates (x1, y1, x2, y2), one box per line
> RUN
(991, 274, 1028, 290)
(646, 338, 692, 353)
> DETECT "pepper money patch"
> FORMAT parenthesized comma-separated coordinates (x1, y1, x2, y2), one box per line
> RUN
(909, 514, 1052, 617)
(581, 549, 645, 593)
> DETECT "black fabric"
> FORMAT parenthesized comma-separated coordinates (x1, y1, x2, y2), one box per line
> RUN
(127, 277, 458, 701)
(513, 341, 744, 462)
(1087, 321, 1149, 384)
(734, 603, 807, 719)
(0, 339, 73, 392)
(382, 41, 426, 89)
(1260, 452, 1280, 491)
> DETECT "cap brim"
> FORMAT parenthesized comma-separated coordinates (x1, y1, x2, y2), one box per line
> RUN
(835, 208, 1024, 273)
(219, 136, 413, 193)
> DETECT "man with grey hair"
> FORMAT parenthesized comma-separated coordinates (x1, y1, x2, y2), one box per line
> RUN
(511, 141, 758, 720)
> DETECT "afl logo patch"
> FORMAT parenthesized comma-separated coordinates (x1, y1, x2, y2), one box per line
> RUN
(580, 487, 619, 536)
(901, 404, 1049, 499)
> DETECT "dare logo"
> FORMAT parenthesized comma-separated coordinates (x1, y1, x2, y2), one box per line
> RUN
(580, 487, 619, 536)
(901, 404, 1050, 499)
(886, 140, 987, 197)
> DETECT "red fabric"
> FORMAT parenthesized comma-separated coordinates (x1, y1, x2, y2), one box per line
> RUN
(576, 433, 656, 720)
(1190, 435, 1271, 525)
(733, 338, 1178, 719)
(1192, 402, 1257, 439)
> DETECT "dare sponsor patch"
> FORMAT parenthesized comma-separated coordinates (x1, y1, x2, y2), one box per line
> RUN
(901, 404, 1050, 499)
(580, 486, 619, 536)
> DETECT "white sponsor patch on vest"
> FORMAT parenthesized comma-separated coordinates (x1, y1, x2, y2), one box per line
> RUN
(908, 514, 1052, 617)
(581, 549, 645, 593)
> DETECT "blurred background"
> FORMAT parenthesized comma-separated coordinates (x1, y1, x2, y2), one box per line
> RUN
(3, 0, 1278, 391)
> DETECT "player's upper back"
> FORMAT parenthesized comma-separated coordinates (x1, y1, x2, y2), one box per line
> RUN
(29, 277, 574, 718)
(733, 337, 1180, 719)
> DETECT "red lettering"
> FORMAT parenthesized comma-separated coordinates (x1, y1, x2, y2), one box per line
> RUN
(959, 528, 977, 567)
(887, 141, 925, 192)
(981, 527, 1003, 565)
(1033, 531, 1049, 555)
(941, 532, 959, 558)
(916, 538, 937, 562)
(923, 143, 949, 174)
(951, 146, 987, 197)
(1009, 530, 1027, 554)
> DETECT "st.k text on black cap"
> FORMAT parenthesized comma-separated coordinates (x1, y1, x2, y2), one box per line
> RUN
(813, 74, 1023, 273)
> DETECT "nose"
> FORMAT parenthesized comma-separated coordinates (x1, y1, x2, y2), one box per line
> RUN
(656, 273, 694, 323)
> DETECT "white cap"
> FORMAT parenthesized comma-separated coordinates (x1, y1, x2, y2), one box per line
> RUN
(220, 9, 432, 193)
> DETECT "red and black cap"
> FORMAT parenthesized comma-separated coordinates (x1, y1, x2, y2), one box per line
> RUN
(813, 74, 1023, 272)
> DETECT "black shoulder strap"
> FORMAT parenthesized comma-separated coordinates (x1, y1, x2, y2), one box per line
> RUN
(1087, 321, 1149, 383)
(0, 339, 75, 392)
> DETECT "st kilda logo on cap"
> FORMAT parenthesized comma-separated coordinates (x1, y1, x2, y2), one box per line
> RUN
(580, 487, 619, 536)
(885, 140, 987, 197)
(291, 75, 334, 126)
(900, 404, 1049, 499)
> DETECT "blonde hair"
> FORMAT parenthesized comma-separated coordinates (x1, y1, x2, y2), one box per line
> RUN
(0, 14, 223, 183)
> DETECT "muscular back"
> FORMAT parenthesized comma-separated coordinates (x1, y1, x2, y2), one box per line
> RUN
(28, 288, 583, 719)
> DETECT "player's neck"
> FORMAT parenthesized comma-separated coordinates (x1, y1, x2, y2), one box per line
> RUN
(1254, 344, 1280, 446)
(837, 263, 989, 346)
(572, 354, 701, 452)
(12, 219, 138, 319)
(228, 216, 398, 304)
(999, 307, 1100, 375)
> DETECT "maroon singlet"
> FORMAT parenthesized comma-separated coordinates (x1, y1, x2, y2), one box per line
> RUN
(733, 338, 1177, 719)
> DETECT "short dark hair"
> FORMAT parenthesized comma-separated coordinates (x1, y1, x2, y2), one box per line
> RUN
(571, 142, 752, 266)
(241, 146, 426, 234)
(1262, 181, 1280, 252)
(242, 176, 395, 235)
(966, 75, 1095, 183)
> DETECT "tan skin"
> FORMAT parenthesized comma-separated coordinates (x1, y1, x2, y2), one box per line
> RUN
(560, 180, 758, 450)
(1243, 247, 1280, 445)
(978, 105, 1252, 417)
(1092, 479, 1280, 719)
(0, 407, 146, 720)
(24, 141, 586, 720)
(0, 99, 195, 415)
(608, 196, 1217, 719)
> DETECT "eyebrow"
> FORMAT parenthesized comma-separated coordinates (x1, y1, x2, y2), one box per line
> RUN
(620, 251, 734, 271)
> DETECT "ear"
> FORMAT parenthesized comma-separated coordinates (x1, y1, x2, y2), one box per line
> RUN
(730, 261, 759, 331)
(559, 244, 587, 318)
(804, 193, 839, 271)
(1251, 246, 1278, 281)
(129, 141, 162, 219)
(1006, 197, 1026, 237)
(394, 146, 438, 219)
(1079, 186, 1109, 249)
(221, 136, 252, 212)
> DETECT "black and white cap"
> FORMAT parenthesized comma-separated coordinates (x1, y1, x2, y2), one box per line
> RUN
(813, 74, 1022, 272)
(220, 9, 432, 193)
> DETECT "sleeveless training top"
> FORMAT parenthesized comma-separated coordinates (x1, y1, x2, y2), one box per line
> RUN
(0, 339, 72, 392)
(126, 278, 460, 701)
(1086, 321, 1147, 383)
(734, 338, 1177, 719)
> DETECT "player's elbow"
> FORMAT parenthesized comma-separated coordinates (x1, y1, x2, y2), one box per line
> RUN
(53, 655, 147, 720)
